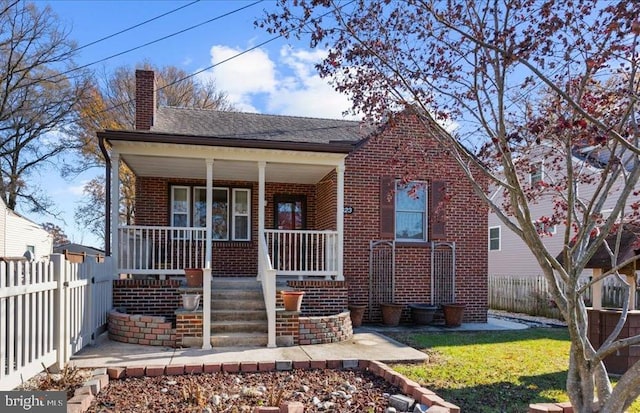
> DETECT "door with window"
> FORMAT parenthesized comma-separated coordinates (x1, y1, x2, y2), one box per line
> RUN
(273, 195, 307, 271)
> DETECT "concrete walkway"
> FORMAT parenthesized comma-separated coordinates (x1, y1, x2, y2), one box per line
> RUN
(69, 316, 528, 369)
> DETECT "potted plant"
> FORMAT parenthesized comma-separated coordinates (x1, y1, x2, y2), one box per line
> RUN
(348, 303, 367, 327)
(380, 302, 404, 326)
(442, 303, 466, 327)
(184, 268, 203, 287)
(408, 303, 438, 325)
(280, 290, 305, 312)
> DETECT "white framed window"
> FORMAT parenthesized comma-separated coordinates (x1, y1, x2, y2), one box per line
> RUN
(395, 181, 427, 241)
(171, 186, 190, 239)
(170, 185, 249, 241)
(533, 220, 557, 235)
(489, 226, 501, 251)
(171, 186, 190, 227)
(530, 162, 543, 185)
(232, 188, 250, 241)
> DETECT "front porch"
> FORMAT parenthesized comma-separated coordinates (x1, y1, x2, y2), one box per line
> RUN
(107, 139, 349, 348)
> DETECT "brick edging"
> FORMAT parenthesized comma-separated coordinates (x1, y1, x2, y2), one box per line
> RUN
(68, 360, 460, 413)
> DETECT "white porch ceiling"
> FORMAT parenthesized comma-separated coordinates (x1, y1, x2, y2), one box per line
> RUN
(122, 155, 336, 184)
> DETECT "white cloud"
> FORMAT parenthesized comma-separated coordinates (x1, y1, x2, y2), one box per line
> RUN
(66, 181, 88, 196)
(199, 43, 358, 120)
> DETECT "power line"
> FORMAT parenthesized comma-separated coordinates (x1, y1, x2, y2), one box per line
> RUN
(69, 0, 356, 127)
(73, 0, 201, 54)
(53, 0, 264, 80)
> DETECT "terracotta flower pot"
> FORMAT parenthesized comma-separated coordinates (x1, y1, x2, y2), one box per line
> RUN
(184, 268, 203, 287)
(380, 302, 404, 326)
(348, 304, 367, 327)
(442, 303, 466, 327)
(281, 290, 304, 312)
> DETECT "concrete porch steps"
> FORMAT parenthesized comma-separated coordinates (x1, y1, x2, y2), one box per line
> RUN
(209, 277, 268, 347)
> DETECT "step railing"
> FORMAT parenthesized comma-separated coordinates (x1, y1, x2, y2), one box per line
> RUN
(258, 234, 277, 347)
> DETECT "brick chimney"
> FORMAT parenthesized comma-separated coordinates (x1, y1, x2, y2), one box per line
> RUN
(135, 70, 156, 130)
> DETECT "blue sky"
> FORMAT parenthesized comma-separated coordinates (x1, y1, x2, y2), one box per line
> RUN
(25, 0, 355, 248)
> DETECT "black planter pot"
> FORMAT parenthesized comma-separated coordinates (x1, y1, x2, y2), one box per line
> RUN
(408, 303, 438, 325)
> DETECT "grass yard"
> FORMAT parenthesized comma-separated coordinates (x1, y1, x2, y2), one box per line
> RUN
(388, 328, 640, 413)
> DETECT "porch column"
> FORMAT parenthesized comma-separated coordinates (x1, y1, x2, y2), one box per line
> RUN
(258, 161, 266, 276)
(336, 163, 345, 281)
(202, 159, 213, 350)
(110, 151, 120, 269)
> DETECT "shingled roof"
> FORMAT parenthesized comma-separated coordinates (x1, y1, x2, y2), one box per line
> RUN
(150, 107, 369, 146)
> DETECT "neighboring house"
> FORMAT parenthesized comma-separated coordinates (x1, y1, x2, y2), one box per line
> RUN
(0, 198, 52, 261)
(98, 70, 488, 331)
(53, 243, 105, 263)
(488, 145, 639, 279)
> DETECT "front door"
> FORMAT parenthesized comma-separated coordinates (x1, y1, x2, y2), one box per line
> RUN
(274, 195, 306, 230)
(273, 195, 307, 272)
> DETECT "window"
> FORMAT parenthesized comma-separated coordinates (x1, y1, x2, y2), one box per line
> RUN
(170, 185, 249, 241)
(232, 189, 250, 241)
(533, 220, 557, 235)
(395, 181, 427, 241)
(489, 226, 501, 251)
(171, 186, 189, 227)
(212, 188, 229, 240)
(530, 162, 543, 185)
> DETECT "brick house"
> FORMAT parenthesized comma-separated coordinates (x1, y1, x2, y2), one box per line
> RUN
(98, 70, 487, 348)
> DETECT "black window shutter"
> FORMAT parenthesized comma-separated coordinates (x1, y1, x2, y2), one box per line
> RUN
(380, 176, 395, 239)
(430, 180, 447, 240)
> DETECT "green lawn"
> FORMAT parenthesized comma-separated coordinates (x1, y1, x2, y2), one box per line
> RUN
(388, 329, 640, 413)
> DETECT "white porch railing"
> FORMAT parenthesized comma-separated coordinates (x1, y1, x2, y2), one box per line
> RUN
(264, 229, 338, 278)
(117, 226, 206, 274)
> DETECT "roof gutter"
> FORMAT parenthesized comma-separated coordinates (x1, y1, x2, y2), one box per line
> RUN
(97, 130, 357, 154)
(98, 135, 111, 256)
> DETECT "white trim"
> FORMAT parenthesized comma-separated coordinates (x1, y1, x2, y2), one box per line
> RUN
(336, 163, 345, 281)
(232, 188, 251, 241)
(110, 152, 120, 267)
(394, 180, 428, 242)
(110, 140, 347, 165)
(489, 226, 501, 251)
(171, 186, 190, 227)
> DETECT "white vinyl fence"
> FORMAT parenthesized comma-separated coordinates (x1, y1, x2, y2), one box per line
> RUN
(0, 254, 114, 390)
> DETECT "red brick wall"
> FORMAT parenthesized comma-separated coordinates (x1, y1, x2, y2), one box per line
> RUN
(175, 312, 203, 347)
(316, 171, 336, 230)
(287, 280, 348, 316)
(298, 312, 352, 345)
(134, 177, 318, 276)
(276, 311, 299, 345)
(112, 279, 181, 321)
(108, 310, 175, 347)
(344, 112, 488, 322)
(135, 70, 155, 130)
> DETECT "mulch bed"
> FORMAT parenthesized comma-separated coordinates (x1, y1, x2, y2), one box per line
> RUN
(87, 369, 401, 412)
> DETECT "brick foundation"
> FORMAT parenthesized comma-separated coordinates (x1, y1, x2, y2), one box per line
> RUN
(286, 280, 348, 316)
(299, 311, 352, 345)
(112, 279, 182, 323)
(175, 311, 203, 347)
(275, 309, 353, 346)
(108, 310, 175, 347)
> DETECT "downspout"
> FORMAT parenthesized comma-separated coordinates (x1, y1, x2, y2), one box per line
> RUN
(98, 135, 111, 256)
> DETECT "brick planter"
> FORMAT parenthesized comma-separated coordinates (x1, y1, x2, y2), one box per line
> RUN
(108, 310, 175, 347)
